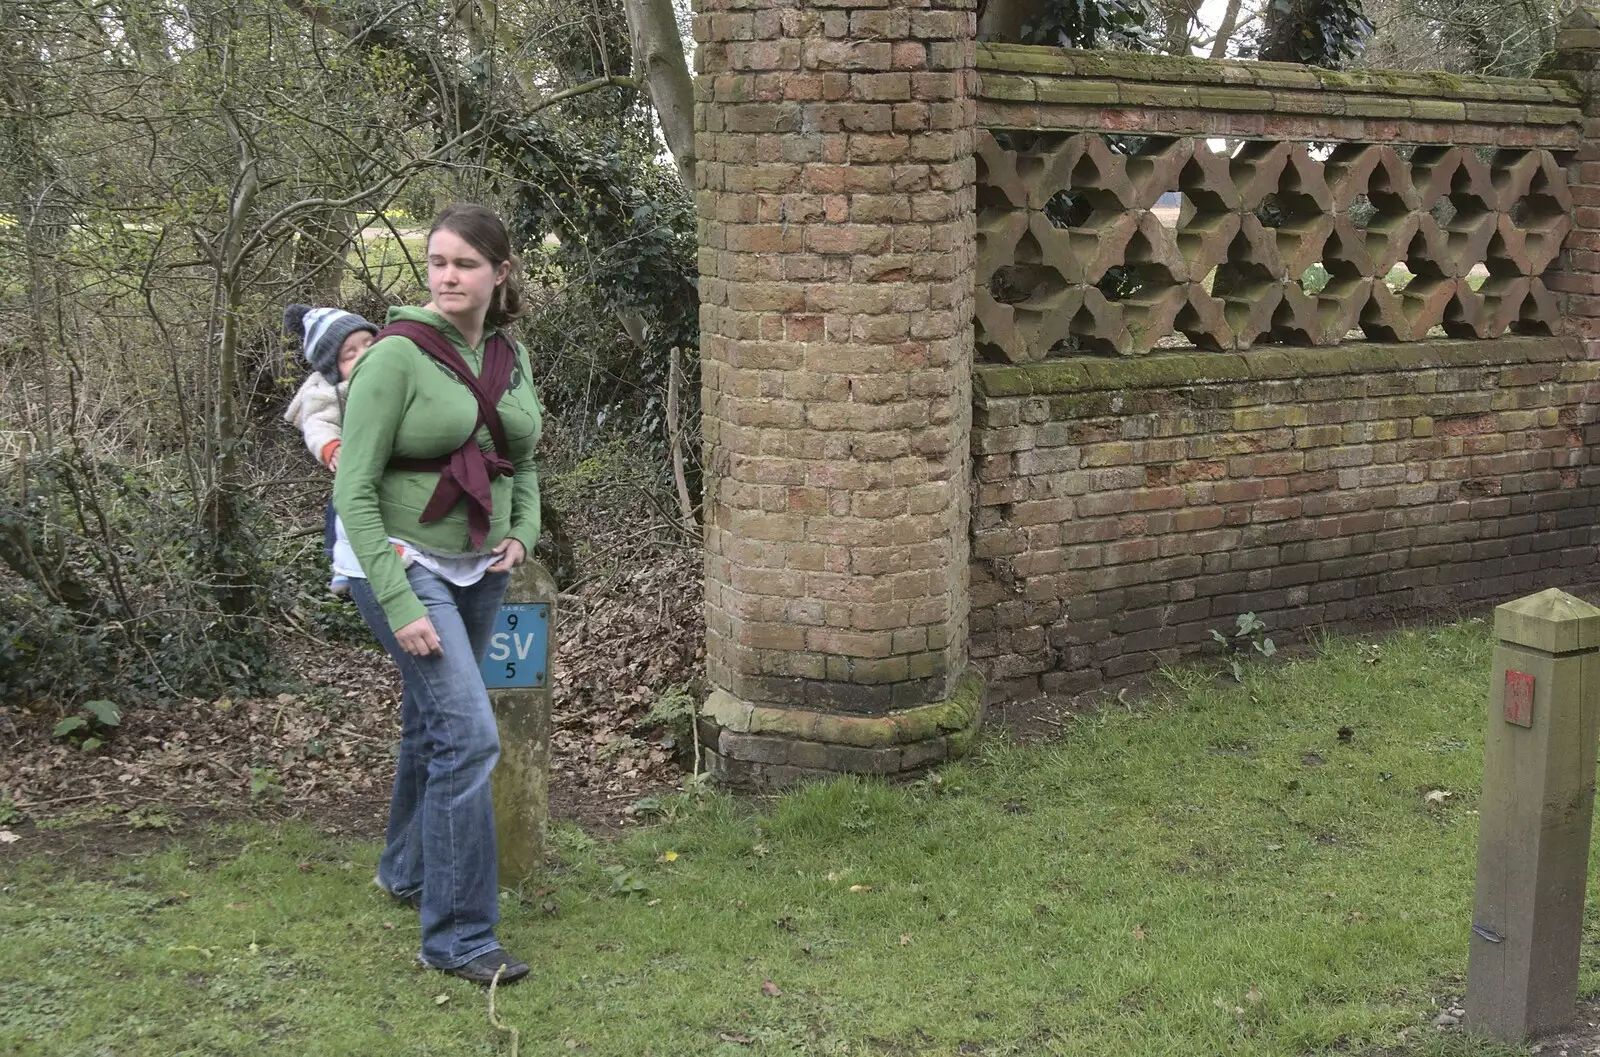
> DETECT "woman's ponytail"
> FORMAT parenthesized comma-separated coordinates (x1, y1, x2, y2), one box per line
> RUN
(488, 252, 525, 328)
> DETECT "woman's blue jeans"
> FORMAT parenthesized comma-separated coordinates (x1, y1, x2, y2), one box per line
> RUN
(350, 564, 510, 969)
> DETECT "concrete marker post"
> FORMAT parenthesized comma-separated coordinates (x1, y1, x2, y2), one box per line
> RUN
(485, 559, 556, 889)
(1466, 588, 1600, 1042)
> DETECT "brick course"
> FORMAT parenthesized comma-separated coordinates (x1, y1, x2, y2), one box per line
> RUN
(971, 338, 1600, 700)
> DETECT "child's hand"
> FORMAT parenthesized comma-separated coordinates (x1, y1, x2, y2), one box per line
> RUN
(327, 449, 340, 472)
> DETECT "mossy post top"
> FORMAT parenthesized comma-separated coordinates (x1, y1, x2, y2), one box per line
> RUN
(1494, 590, 1600, 656)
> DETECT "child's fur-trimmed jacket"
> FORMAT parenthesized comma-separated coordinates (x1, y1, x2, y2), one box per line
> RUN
(284, 372, 345, 468)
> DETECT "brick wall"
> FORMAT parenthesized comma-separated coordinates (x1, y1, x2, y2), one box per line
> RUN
(690, 17, 1600, 781)
(971, 338, 1600, 701)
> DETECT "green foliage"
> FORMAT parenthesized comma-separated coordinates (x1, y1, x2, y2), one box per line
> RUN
(248, 767, 283, 804)
(0, 793, 24, 826)
(1299, 262, 1331, 295)
(124, 806, 180, 831)
(601, 864, 649, 897)
(509, 124, 699, 440)
(640, 681, 699, 750)
(1211, 611, 1278, 682)
(84, 699, 120, 727)
(50, 700, 119, 752)
(1251, 0, 1374, 67)
(1020, 0, 1161, 50)
(1, 450, 276, 709)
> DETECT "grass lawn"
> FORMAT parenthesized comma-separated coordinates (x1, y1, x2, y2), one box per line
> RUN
(3, 620, 1594, 1056)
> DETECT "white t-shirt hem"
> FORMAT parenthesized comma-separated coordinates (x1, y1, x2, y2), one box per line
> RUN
(330, 516, 498, 588)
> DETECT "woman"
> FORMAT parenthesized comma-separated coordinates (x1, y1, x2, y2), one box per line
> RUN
(333, 203, 542, 985)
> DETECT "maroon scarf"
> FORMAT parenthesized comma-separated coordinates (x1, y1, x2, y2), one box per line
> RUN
(379, 320, 516, 551)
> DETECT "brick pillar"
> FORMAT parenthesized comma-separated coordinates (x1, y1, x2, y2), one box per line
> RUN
(1546, 6, 1600, 358)
(693, 0, 983, 785)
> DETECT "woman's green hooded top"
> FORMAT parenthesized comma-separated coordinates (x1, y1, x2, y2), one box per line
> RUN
(333, 306, 543, 631)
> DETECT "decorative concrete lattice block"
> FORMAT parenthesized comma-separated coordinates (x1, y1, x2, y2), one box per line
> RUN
(972, 131, 1573, 361)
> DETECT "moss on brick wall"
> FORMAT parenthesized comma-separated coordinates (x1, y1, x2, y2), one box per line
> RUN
(975, 43, 1583, 107)
(974, 338, 1584, 401)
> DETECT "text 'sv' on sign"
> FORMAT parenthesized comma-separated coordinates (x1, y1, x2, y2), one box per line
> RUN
(1504, 670, 1534, 728)
(481, 603, 550, 689)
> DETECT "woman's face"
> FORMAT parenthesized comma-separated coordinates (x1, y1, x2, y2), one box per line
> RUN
(426, 228, 509, 324)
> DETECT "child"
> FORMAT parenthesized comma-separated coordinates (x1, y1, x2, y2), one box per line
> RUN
(282, 303, 379, 596)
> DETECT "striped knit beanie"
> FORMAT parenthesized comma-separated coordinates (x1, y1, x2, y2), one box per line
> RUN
(283, 304, 379, 385)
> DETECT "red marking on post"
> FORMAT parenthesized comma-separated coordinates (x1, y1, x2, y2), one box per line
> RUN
(1505, 670, 1535, 728)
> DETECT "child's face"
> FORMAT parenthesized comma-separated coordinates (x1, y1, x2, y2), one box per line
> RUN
(338, 331, 374, 381)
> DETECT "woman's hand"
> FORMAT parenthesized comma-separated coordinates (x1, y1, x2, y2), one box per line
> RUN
(488, 537, 526, 573)
(395, 616, 441, 656)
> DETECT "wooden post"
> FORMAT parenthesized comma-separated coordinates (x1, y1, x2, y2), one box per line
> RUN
(486, 560, 556, 890)
(1466, 588, 1600, 1042)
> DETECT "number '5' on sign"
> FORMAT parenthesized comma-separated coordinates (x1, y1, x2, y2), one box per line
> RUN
(480, 603, 550, 689)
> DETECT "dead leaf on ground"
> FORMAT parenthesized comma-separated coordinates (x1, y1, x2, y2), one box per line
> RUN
(899, 933, 912, 946)
(848, 884, 873, 893)
(1132, 924, 1147, 942)
(1424, 789, 1453, 804)
(760, 979, 782, 997)
(718, 1033, 755, 1045)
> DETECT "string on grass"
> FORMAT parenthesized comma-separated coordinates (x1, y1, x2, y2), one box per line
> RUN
(488, 965, 520, 1057)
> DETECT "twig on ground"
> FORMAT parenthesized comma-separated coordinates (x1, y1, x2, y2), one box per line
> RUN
(13, 792, 109, 809)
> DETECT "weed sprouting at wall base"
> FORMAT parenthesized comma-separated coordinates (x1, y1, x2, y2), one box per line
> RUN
(1212, 612, 1277, 682)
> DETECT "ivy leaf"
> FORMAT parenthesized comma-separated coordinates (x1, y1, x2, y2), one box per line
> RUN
(53, 716, 88, 737)
(84, 700, 121, 727)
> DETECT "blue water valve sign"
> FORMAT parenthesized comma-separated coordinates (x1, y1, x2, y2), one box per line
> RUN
(481, 603, 550, 689)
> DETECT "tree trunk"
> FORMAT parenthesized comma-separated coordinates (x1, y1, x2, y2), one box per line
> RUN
(203, 43, 263, 620)
(1155, 0, 1198, 54)
(292, 205, 353, 304)
(976, 0, 1051, 43)
(1210, 0, 1245, 57)
(621, 0, 696, 190)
